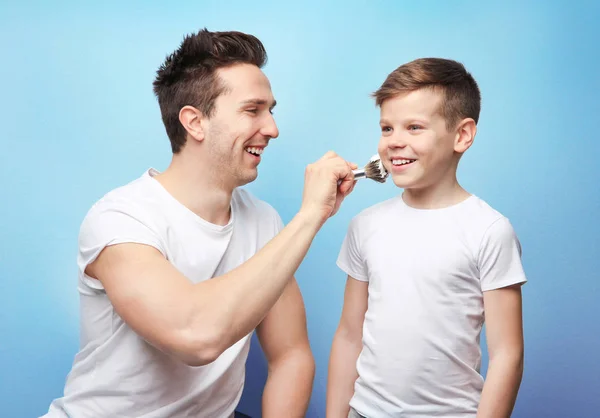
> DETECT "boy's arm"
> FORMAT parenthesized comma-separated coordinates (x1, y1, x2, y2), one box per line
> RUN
(326, 276, 368, 418)
(477, 283, 524, 418)
(256, 278, 315, 417)
(476, 217, 527, 417)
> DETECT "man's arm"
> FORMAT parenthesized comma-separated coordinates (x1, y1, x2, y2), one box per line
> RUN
(326, 277, 368, 418)
(256, 278, 315, 417)
(87, 152, 356, 366)
(477, 284, 525, 418)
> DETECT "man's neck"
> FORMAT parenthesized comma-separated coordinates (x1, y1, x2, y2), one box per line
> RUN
(154, 154, 233, 226)
(402, 173, 470, 210)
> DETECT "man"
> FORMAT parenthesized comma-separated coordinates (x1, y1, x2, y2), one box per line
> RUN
(43, 28, 356, 418)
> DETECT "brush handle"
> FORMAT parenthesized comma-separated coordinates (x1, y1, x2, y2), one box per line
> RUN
(352, 168, 367, 179)
(338, 168, 366, 185)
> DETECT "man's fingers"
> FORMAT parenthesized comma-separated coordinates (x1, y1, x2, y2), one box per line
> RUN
(318, 150, 338, 162)
(338, 175, 355, 195)
(347, 180, 357, 195)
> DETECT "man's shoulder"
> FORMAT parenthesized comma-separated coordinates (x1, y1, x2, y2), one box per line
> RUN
(82, 171, 157, 227)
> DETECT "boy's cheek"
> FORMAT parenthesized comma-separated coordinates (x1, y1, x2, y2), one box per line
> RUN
(377, 141, 387, 159)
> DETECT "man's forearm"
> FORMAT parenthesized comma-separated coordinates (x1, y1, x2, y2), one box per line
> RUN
(477, 354, 524, 418)
(326, 332, 362, 418)
(261, 349, 315, 417)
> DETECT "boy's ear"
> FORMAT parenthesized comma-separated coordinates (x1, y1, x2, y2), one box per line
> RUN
(454, 118, 477, 154)
(179, 105, 206, 144)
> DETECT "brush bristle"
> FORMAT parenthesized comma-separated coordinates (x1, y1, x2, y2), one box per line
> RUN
(363, 159, 388, 183)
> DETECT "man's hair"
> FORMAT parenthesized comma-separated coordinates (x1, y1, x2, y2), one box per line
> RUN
(153, 28, 268, 153)
(373, 58, 481, 130)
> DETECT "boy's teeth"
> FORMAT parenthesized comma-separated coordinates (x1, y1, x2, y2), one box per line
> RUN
(392, 159, 415, 166)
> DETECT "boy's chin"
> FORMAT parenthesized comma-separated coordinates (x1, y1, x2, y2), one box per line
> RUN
(391, 176, 416, 189)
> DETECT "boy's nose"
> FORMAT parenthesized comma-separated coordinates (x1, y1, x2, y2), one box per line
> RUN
(387, 133, 408, 148)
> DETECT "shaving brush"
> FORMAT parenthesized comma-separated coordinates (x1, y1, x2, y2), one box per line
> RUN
(352, 154, 388, 183)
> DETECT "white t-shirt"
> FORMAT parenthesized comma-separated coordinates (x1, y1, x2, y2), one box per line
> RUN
(337, 194, 527, 418)
(42, 168, 284, 418)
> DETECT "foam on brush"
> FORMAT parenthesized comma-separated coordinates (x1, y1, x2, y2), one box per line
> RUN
(353, 154, 388, 183)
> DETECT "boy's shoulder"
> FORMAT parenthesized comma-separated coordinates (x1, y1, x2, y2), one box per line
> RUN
(459, 195, 506, 224)
(351, 195, 401, 223)
(455, 196, 523, 255)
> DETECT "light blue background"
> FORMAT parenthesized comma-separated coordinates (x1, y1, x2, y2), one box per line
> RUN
(1, 1, 598, 417)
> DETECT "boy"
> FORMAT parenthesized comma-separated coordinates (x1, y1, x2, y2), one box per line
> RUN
(326, 58, 527, 418)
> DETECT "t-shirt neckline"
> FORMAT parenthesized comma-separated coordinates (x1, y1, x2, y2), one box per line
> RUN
(144, 168, 235, 233)
(396, 192, 477, 213)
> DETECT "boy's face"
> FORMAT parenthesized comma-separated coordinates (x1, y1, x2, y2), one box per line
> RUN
(377, 88, 469, 190)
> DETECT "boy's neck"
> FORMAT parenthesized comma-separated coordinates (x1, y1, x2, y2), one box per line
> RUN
(402, 176, 471, 210)
(153, 153, 233, 226)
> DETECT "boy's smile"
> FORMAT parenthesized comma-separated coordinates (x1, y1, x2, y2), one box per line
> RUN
(390, 157, 417, 173)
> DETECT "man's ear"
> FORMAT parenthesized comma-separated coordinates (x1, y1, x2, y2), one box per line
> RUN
(454, 118, 477, 154)
(179, 106, 205, 143)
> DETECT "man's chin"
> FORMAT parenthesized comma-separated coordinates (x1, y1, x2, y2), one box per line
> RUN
(235, 171, 258, 188)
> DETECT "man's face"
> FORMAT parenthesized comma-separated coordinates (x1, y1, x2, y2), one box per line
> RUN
(202, 63, 278, 188)
(377, 88, 459, 190)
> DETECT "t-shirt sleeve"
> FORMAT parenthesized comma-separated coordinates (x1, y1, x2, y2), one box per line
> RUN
(78, 200, 166, 290)
(336, 217, 369, 282)
(478, 216, 527, 291)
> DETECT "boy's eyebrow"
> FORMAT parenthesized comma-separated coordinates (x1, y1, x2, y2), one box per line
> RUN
(380, 115, 430, 125)
(240, 98, 277, 109)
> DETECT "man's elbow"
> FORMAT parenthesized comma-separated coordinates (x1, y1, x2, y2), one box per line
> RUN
(302, 350, 316, 378)
(269, 347, 315, 378)
(171, 327, 230, 367)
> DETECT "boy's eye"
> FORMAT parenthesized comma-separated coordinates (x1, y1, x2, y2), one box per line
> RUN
(408, 125, 423, 131)
(381, 126, 392, 133)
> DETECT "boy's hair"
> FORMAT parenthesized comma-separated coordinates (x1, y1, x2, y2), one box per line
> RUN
(153, 28, 268, 153)
(373, 58, 481, 130)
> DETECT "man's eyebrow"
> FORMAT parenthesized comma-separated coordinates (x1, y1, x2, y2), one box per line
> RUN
(240, 99, 277, 108)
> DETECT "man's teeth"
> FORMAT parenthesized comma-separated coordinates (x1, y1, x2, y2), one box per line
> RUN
(245, 147, 264, 156)
(392, 159, 416, 166)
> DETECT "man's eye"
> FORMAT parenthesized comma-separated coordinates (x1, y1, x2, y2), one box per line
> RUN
(246, 108, 258, 114)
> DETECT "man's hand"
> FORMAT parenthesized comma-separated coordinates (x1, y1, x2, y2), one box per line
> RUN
(300, 151, 357, 224)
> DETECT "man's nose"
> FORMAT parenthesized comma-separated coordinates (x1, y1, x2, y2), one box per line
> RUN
(261, 114, 279, 139)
